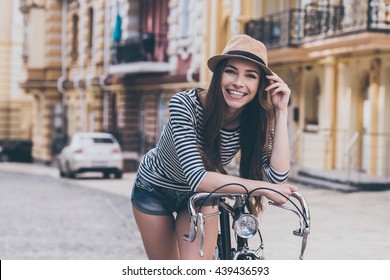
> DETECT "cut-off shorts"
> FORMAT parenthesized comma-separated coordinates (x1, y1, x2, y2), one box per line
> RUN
(131, 173, 215, 216)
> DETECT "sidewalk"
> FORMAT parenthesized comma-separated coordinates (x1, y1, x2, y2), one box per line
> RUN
(288, 166, 390, 192)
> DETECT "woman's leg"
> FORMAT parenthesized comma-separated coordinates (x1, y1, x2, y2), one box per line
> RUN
(132, 204, 179, 260)
(175, 205, 219, 260)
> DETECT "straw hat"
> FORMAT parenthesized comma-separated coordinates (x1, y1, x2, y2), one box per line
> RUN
(207, 34, 272, 75)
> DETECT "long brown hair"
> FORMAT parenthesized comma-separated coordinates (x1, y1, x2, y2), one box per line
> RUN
(200, 59, 274, 215)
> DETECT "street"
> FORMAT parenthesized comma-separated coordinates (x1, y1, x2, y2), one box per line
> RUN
(0, 165, 146, 260)
(0, 162, 389, 260)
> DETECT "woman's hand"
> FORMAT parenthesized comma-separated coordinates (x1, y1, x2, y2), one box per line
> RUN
(265, 73, 291, 113)
(262, 183, 298, 205)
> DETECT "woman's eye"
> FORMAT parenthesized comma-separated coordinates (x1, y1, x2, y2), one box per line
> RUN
(224, 69, 236, 74)
(246, 74, 257, 79)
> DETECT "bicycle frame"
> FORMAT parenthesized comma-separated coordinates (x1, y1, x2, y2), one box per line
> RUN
(183, 191, 311, 260)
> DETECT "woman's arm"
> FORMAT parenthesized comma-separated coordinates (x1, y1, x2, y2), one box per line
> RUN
(270, 110, 290, 173)
(266, 73, 291, 173)
(196, 171, 298, 205)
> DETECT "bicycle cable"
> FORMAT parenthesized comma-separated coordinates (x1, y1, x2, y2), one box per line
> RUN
(248, 187, 309, 228)
(197, 182, 249, 214)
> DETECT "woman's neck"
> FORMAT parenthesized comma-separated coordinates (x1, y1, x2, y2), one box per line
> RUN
(198, 90, 241, 130)
(222, 108, 242, 130)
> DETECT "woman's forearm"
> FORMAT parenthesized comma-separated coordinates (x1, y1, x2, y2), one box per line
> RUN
(196, 171, 298, 205)
(270, 110, 290, 173)
(196, 172, 273, 195)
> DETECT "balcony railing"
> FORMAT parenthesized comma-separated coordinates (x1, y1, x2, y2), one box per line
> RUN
(111, 33, 168, 65)
(245, 0, 390, 49)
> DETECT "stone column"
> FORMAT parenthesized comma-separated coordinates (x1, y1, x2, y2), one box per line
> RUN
(369, 58, 381, 174)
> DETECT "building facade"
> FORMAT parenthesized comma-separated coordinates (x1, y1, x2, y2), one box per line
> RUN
(245, 0, 390, 181)
(20, 0, 213, 169)
(19, 0, 390, 184)
(19, 0, 63, 163)
(0, 0, 32, 146)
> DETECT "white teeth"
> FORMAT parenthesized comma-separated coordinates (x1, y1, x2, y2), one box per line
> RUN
(229, 90, 245, 96)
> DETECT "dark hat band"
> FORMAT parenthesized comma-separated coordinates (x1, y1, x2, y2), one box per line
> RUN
(225, 50, 266, 66)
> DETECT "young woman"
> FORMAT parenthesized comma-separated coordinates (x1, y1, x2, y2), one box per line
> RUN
(131, 34, 298, 259)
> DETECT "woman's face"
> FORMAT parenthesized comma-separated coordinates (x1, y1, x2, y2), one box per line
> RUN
(220, 58, 261, 111)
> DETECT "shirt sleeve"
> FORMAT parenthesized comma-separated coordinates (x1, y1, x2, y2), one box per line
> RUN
(261, 153, 289, 183)
(168, 92, 207, 192)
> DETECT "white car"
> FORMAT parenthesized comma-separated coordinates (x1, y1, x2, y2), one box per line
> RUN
(57, 132, 123, 179)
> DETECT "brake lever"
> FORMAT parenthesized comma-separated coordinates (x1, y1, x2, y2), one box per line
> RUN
(183, 211, 220, 257)
(299, 228, 310, 260)
(183, 213, 205, 258)
(268, 192, 311, 260)
(198, 212, 205, 257)
(183, 214, 199, 243)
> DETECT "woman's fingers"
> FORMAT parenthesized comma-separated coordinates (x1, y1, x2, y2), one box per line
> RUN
(265, 184, 298, 205)
(265, 74, 291, 94)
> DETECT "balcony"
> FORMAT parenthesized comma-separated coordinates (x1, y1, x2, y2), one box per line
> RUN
(245, 0, 390, 50)
(109, 33, 171, 75)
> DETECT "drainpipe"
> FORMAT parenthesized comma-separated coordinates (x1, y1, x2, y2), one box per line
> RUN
(56, 0, 68, 140)
(100, 0, 112, 130)
(78, 0, 86, 132)
(85, 1, 98, 132)
(86, 0, 97, 91)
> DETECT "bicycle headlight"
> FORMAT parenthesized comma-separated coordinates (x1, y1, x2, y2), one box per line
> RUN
(233, 214, 259, 238)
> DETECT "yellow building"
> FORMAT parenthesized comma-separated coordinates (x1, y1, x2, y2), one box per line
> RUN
(19, 0, 63, 163)
(243, 0, 390, 186)
(0, 0, 32, 147)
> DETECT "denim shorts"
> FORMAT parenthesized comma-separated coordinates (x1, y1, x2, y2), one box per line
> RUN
(131, 174, 215, 216)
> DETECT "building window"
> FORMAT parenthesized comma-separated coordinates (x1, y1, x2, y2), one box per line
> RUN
(304, 76, 320, 131)
(88, 7, 94, 50)
(71, 14, 79, 60)
(139, 0, 169, 62)
(179, 0, 190, 38)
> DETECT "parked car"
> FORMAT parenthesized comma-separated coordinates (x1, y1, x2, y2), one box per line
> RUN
(0, 140, 33, 163)
(57, 132, 123, 179)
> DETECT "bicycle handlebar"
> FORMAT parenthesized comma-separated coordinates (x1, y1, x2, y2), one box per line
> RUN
(183, 191, 311, 259)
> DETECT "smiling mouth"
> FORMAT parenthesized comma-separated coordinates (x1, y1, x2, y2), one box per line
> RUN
(227, 90, 247, 98)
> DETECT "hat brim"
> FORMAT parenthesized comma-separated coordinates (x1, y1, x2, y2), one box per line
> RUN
(207, 54, 273, 75)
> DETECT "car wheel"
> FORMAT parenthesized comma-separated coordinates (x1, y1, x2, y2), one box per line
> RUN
(114, 171, 123, 179)
(66, 161, 76, 178)
(57, 161, 66, 177)
(103, 172, 110, 179)
(68, 171, 76, 178)
(59, 170, 66, 177)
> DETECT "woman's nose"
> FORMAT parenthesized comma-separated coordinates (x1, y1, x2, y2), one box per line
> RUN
(233, 75, 244, 87)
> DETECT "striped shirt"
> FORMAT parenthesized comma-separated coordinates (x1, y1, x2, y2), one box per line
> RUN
(138, 88, 289, 192)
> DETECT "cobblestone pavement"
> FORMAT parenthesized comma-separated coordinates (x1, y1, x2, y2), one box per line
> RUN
(1, 162, 389, 260)
(0, 167, 146, 260)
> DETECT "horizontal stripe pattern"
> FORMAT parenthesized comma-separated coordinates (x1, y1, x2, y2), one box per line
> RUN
(261, 153, 289, 183)
(138, 88, 288, 192)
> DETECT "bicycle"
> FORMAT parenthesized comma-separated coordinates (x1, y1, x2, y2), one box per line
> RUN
(183, 183, 311, 260)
